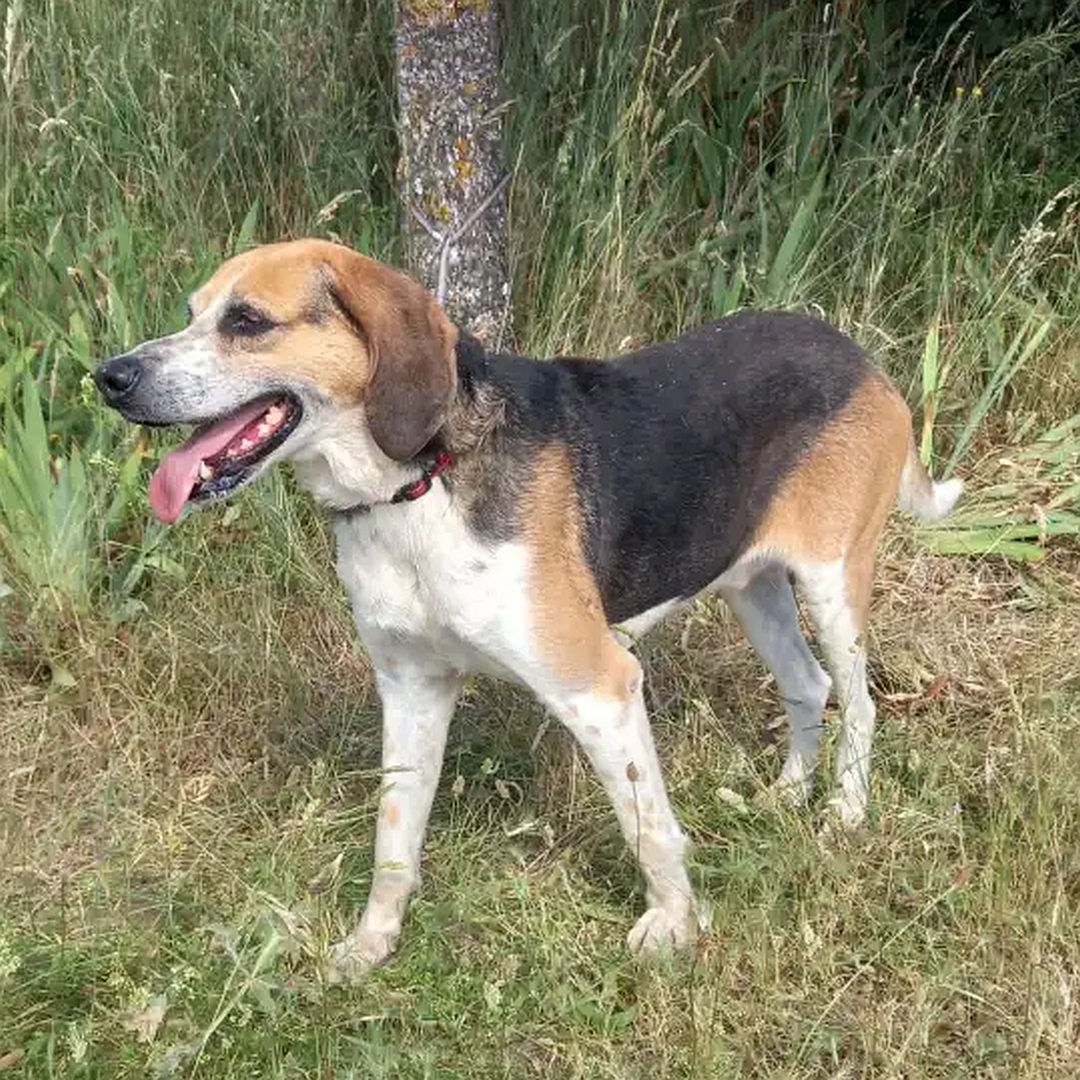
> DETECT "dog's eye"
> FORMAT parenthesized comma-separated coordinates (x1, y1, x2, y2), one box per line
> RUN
(220, 304, 276, 338)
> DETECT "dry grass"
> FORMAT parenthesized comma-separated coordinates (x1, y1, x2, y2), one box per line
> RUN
(3, 489, 1080, 1078)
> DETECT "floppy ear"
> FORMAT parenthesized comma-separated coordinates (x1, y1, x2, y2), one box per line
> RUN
(325, 247, 458, 461)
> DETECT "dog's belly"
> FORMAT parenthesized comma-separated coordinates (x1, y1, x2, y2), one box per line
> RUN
(611, 550, 780, 645)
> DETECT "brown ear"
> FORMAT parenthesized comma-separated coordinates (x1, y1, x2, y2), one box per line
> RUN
(325, 247, 458, 461)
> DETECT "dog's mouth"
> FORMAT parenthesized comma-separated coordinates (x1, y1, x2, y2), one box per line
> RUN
(148, 393, 302, 524)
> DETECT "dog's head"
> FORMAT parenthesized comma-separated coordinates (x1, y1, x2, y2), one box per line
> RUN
(94, 239, 458, 522)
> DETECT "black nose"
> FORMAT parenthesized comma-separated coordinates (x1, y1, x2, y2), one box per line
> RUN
(94, 354, 142, 403)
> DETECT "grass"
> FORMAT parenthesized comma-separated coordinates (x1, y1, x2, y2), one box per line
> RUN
(3, 0, 1080, 1076)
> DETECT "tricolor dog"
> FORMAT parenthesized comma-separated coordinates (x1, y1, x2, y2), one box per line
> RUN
(95, 239, 961, 982)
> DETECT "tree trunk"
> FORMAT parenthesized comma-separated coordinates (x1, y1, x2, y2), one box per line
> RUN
(393, 1, 511, 349)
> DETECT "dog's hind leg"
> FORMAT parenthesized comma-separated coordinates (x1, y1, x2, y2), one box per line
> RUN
(718, 562, 831, 807)
(536, 639, 698, 956)
(795, 556, 876, 828)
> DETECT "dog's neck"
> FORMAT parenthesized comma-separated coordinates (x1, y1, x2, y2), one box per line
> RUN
(290, 334, 506, 515)
(290, 409, 423, 511)
(436, 333, 508, 458)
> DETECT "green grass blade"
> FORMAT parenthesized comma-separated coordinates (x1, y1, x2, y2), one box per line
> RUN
(919, 315, 941, 466)
(765, 162, 829, 302)
(946, 312, 1054, 475)
(235, 198, 262, 254)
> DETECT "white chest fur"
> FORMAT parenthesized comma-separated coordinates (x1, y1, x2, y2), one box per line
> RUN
(331, 488, 536, 679)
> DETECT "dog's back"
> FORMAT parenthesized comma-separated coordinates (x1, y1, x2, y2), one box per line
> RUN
(453, 311, 908, 624)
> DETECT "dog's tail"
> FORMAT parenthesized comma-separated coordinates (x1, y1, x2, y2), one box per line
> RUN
(896, 438, 963, 522)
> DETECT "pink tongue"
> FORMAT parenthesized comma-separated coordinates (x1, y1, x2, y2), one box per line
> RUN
(148, 399, 273, 524)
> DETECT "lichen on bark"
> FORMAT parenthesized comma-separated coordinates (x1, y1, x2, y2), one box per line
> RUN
(394, 0, 511, 348)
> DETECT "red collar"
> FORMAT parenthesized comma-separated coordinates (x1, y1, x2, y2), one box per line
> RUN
(336, 450, 454, 518)
(389, 450, 454, 504)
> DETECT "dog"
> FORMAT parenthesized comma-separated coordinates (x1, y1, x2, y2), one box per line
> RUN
(94, 238, 962, 982)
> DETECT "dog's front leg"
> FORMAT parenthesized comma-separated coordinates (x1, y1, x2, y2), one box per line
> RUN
(327, 651, 462, 985)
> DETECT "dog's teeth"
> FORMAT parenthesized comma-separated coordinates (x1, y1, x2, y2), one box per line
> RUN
(199, 462, 214, 481)
(265, 404, 284, 427)
(256, 421, 271, 438)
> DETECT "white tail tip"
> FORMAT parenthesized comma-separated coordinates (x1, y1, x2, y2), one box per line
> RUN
(930, 477, 964, 519)
(899, 451, 963, 522)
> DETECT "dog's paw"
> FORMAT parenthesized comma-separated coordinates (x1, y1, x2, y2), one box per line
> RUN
(823, 789, 867, 831)
(815, 792, 871, 850)
(755, 774, 813, 811)
(324, 926, 399, 986)
(626, 903, 695, 956)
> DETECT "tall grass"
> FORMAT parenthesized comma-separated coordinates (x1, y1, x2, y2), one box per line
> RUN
(2, 0, 1078, 616)
(501, 1, 1080, 551)
(3, 2, 1080, 1076)
(1, 0, 397, 633)
(504, 4, 1080, 393)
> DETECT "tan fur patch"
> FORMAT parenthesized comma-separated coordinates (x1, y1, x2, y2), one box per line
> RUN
(189, 247, 259, 317)
(523, 444, 632, 696)
(752, 374, 911, 614)
(186, 239, 457, 412)
(231, 320, 376, 403)
(191, 246, 314, 320)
